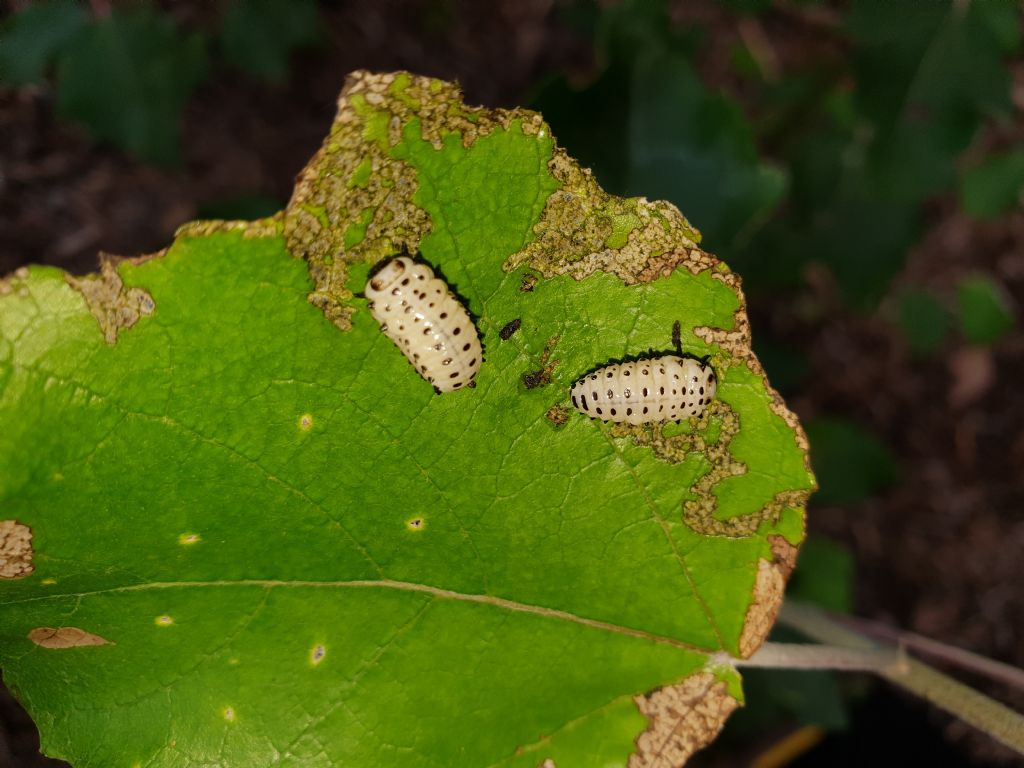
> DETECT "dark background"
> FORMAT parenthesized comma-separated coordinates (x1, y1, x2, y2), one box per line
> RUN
(2, 0, 1022, 765)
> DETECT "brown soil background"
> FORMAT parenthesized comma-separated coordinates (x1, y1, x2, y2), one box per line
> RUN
(1, 1, 1021, 766)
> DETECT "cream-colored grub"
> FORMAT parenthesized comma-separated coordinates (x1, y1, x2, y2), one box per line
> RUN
(629, 673, 739, 767)
(66, 257, 156, 344)
(28, 627, 110, 649)
(284, 70, 546, 331)
(0, 520, 34, 579)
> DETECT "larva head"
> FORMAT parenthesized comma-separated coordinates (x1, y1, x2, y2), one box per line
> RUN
(366, 256, 412, 298)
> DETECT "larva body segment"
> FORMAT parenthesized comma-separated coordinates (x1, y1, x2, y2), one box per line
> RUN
(365, 256, 481, 393)
(569, 356, 717, 424)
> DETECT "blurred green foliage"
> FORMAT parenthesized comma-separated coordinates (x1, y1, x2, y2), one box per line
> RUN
(56, 7, 208, 166)
(0, 0, 86, 85)
(960, 149, 1024, 219)
(0, 0, 322, 164)
(787, 536, 855, 614)
(957, 274, 1015, 345)
(897, 289, 951, 357)
(222, 0, 321, 83)
(805, 419, 899, 506)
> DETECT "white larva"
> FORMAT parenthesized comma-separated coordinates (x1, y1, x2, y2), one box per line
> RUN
(365, 256, 481, 393)
(569, 356, 717, 425)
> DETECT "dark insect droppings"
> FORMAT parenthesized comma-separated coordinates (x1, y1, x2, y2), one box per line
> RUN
(499, 319, 522, 340)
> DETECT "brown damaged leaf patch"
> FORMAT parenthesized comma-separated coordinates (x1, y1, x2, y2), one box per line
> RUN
(175, 213, 284, 242)
(739, 535, 801, 657)
(629, 672, 739, 767)
(0, 520, 34, 579)
(66, 256, 156, 344)
(28, 627, 111, 649)
(285, 70, 546, 330)
(505, 151, 704, 284)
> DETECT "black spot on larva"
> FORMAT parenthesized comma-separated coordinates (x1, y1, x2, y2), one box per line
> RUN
(499, 319, 521, 340)
(423, 328, 431, 335)
(469, 358, 477, 366)
(413, 352, 420, 359)
(450, 372, 459, 379)
(418, 274, 425, 280)
(673, 374, 679, 380)
(590, 375, 597, 381)
(623, 369, 630, 376)
(581, 396, 589, 411)
(642, 387, 649, 396)
(596, 407, 603, 414)
(700, 386, 704, 395)
(626, 408, 633, 416)
(591, 391, 598, 401)
(453, 382, 462, 389)
(659, 367, 665, 374)
(610, 408, 617, 416)
(571, 394, 578, 408)
(453, 327, 461, 335)
(623, 388, 631, 398)
(462, 343, 471, 351)
(401, 278, 410, 286)
(659, 404, 664, 411)
(642, 368, 649, 375)
(606, 372, 613, 378)
(391, 287, 400, 296)
(434, 343, 443, 350)
(659, 387, 665, 395)
(440, 312, 448, 319)
(606, 388, 613, 398)
(370, 279, 383, 291)
(442, 358, 452, 365)
(643, 406, 648, 414)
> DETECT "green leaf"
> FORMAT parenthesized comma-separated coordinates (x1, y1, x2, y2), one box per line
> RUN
(54, 7, 208, 166)
(847, 0, 1014, 202)
(0, 71, 813, 767)
(957, 274, 1015, 345)
(959, 149, 1024, 219)
(805, 419, 898, 506)
(787, 536, 854, 613)
(897, 288, 950, 357)
(0, 0, 87, 86)
(221, 0, 320, 83)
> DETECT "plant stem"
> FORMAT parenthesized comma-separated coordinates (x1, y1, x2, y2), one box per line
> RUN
(775, 600, 1024, 755)
(834, 613, 1024, 692)
(732, 642, 900, 672)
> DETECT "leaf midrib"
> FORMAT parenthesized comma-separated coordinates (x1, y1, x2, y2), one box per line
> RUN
(1, 578, 715, 654)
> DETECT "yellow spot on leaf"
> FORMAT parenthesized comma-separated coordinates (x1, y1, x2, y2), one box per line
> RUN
(178, 533, 200, 546)
(155, 615, 174, 627)
(406, 517, 425, 532)
(310, 644, 326, 666)
(298, 413, 314, 431)
(223, 707, 236, 722)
